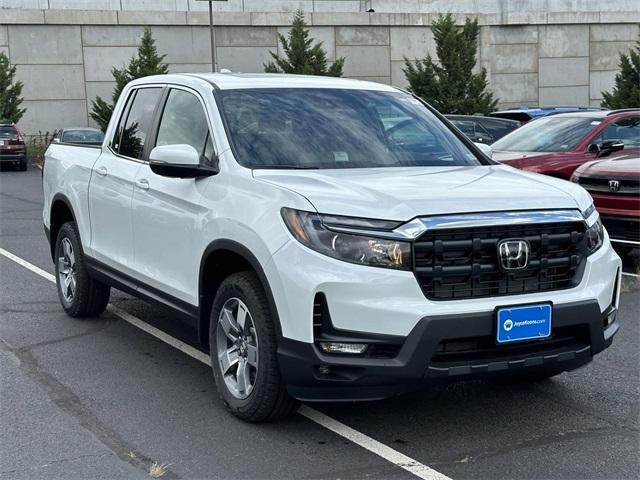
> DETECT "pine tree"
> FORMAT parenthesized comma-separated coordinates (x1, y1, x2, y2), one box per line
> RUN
(0, 52, 26, 123)
(601, 31, 640, 109)
(264, 10, 344, 77)
(90, 28, 168, 132)
(403, 14, 497, 114)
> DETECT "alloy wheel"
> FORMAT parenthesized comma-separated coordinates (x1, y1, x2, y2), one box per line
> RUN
(216, 297, 259, 400)
(57, 237, 77, 304)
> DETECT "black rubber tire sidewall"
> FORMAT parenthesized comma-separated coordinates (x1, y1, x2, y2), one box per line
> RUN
(209, 271, 295, 421)
(54, 221, 109, 317)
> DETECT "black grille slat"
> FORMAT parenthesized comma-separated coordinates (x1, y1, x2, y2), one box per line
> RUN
(413, 221, 588, 300)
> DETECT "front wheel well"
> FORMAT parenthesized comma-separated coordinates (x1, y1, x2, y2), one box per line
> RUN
(49, 199, 75, 260)
(199, 248, 255, 349)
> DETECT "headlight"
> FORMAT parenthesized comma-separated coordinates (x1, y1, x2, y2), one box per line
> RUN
(281, 208, 411, 270)
(585, 216, 604, 253)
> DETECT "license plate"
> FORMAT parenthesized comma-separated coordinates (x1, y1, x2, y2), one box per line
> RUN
(496, 303, 552, 344)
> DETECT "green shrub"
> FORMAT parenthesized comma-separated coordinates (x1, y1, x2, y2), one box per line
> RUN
(403, 14, 497, 114)
(264, 10, 344, 76)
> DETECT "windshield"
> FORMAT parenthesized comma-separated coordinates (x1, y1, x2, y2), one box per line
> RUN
(0, 126, 18, 138)
(217, 88, 482, 169)
(492, 116, 601, 152)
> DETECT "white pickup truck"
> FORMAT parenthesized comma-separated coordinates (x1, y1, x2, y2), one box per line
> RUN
(43, 73, 621, 421)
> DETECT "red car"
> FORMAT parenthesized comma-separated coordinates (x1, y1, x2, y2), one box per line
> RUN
(0, 121, 27, 171)
(492, 109, 640, 180)
(571, 152, 640, 251)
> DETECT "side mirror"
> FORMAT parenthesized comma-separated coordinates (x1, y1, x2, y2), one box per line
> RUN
(52, 137, 60, 143)
(597, 139, 624, 158)
(475, 142, 492, 158)
(149, 144, 217, 178)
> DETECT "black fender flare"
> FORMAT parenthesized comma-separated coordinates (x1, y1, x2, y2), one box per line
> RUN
(198, 239, 284, 343)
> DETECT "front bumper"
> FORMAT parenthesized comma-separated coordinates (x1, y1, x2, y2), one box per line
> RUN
(0, 152, 26, 163)
(279, 300, 619, 401)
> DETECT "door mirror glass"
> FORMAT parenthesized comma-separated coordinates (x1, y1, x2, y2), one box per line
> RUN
(149, 144, 216, 178)
(474, 142, 492, 158)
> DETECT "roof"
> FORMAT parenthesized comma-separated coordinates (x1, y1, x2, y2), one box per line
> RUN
(445, 114, 520, 125)
(132, 72, 399, 92)
(537, 109, 639, 119)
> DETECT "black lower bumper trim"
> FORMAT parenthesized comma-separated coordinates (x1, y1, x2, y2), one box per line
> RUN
(278, 300, 616, 402)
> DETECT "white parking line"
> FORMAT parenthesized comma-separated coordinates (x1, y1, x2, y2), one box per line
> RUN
(0, 247, 451, 480)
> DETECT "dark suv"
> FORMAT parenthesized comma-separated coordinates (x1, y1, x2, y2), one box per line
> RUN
(0, 122, 27, 171)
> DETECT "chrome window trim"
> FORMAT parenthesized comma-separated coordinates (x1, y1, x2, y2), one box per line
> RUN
(323, 209, 588, 240)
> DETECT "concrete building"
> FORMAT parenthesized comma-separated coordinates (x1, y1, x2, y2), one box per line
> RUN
(0, 0, 638, 133)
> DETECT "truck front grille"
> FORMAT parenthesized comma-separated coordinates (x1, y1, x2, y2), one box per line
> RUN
(413, 221, 588, 300)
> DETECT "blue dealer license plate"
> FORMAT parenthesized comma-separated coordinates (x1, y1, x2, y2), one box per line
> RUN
(496, 304, 552, 344)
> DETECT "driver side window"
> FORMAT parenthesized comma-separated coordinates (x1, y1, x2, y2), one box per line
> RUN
(595, 116, 640, 148)
(155, 88, 214, 164)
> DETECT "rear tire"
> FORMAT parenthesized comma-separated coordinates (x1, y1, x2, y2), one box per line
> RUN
(54, 221, 110, 317)
(209, 271, 298, 422)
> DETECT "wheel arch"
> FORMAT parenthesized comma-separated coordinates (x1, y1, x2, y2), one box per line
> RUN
(49, 193, 77, 260)
(198, 239, 283, 350)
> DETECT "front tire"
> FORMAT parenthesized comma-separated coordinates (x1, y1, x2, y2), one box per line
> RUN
(54, 221, 110, 317)
(209, 272, 298, 422)
(19, 158, 27, 171)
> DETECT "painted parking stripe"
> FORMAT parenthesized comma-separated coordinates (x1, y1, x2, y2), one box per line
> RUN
(621, 271, 639, 278)
(0, 247, 451, 480)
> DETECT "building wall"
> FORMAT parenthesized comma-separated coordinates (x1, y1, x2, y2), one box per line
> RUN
(0, 6, 638, 133)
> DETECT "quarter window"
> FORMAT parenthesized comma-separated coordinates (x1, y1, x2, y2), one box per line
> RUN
(155, 89, 214, 163)
(116, 87, 162, 159)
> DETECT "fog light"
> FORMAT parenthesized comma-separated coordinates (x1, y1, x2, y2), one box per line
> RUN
(606, 310, 616, 326)
(319, 342, 367, 355)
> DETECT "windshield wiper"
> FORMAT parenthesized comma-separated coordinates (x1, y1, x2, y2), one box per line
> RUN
(251, 165, 320, 170)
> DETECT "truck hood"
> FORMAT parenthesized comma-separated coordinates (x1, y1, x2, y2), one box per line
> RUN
(253, 165, 591, 220)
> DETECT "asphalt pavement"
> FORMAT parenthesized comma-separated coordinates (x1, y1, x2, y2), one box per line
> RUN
(1, 166, 638, 480)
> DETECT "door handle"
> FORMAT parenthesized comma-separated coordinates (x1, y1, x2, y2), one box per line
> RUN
(135, 178, 149, 191)
(95, 166, 108, 177)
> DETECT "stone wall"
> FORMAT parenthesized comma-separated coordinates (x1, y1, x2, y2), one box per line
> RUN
(1, 6, 638, 133)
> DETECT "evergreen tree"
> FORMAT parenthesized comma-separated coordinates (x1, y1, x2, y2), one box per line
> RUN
(601, 31, 640, 109)
(403, 14, 497, 114)
(90, 28, 168, 132)
(0, 52, 26, 123)
(264, 10, 344, 77)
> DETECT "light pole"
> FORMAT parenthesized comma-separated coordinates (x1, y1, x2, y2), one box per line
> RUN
(195, 0, 228, 72)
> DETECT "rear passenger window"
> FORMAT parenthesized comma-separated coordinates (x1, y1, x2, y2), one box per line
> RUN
(116, 87, 162, 159)
(155, 89, 214, 164)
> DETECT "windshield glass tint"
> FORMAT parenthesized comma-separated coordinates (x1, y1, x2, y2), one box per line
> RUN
(492, 116, 600, 152)
(218, 88, 481, 169)
(0, 126, 18, 138)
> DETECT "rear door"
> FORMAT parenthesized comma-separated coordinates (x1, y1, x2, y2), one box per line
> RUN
(130, 86, 215, 306)
(88, 86, 163, 276)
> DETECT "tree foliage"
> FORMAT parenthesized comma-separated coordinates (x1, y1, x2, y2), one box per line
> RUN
(0, 52, 26, 123)
(403, 14, 497, 114)
(264, 10, 344, 77)
(601, 31, 640, 109)
(90, 28, 168, 132)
